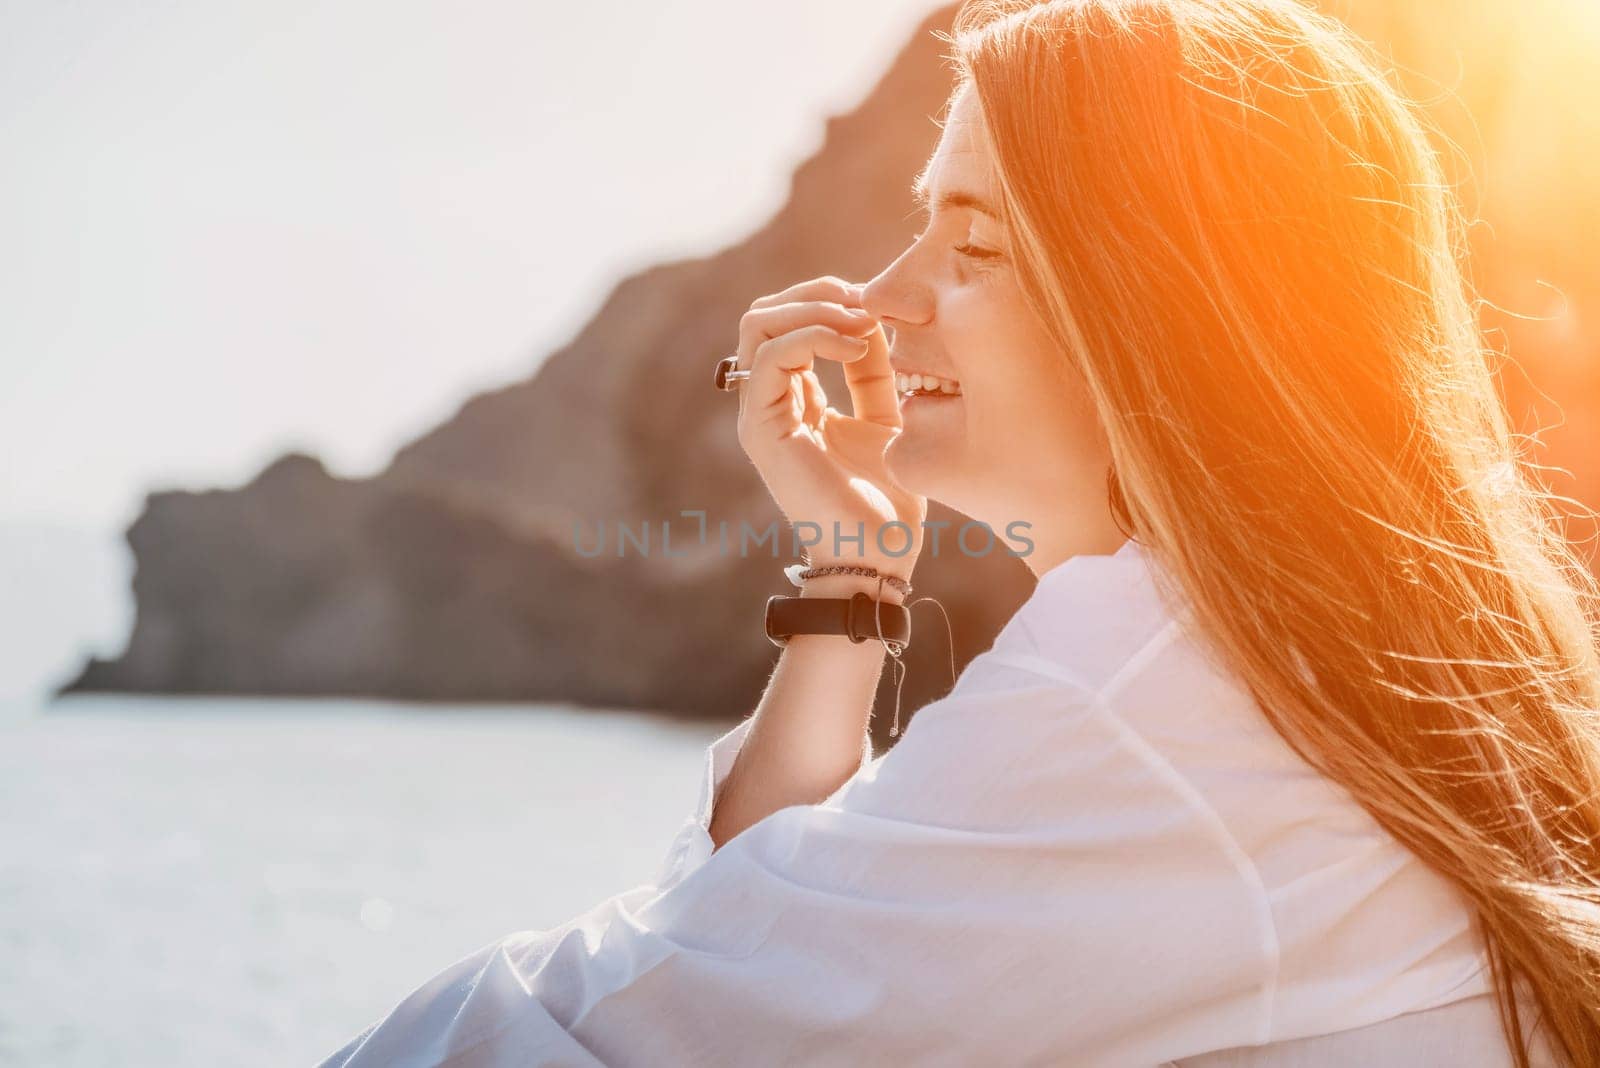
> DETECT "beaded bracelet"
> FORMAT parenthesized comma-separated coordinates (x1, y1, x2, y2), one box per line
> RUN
(782, 562, 913, 597)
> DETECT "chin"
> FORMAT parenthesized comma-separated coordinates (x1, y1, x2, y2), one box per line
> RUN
(885, 431, 963, 502)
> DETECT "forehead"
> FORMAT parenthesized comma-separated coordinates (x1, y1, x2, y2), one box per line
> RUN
(921, 85, 994, 194)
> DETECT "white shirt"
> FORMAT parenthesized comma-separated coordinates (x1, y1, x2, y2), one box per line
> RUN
(318, 536, 1506, 1067)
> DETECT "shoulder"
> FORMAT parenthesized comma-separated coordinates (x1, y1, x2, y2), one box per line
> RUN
(945, 553, 1495, 1044)
(827, 631, 1272, 910)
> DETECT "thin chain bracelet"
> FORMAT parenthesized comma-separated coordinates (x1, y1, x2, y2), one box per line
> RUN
(792, 563, 912, 597)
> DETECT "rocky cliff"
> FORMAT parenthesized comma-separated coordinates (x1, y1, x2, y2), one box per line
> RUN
(63, 7, 1039, 732)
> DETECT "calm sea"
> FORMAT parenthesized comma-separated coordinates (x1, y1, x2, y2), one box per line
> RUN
(0, 695, 724, 1067)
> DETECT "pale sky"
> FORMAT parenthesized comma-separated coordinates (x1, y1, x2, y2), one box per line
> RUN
(1, 0, 941, 530)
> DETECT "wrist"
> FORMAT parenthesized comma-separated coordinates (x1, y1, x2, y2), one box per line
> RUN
(797, 572, 908, 606)
(799, 554, 915, 593)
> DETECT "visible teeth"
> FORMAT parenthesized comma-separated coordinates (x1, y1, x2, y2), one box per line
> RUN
(895, 371, 962, 396)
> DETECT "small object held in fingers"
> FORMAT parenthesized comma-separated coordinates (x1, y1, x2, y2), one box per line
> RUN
(714, 353, 751, 391)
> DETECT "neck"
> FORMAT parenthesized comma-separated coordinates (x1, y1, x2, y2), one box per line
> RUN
(1016, 523, 1130, 580)
(958, 493, 1127, 580)
(922, 465, 1130, 579)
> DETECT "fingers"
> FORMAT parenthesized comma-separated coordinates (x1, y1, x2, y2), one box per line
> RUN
(839, 320, 899, 428)
(739, 325, 869, 433)
(800, 369, 825, 427)
(739, 279, 899, 430)
(736, 299, 877, 372)
(736, 298, 876, 428)
(747, 275, 856, 312)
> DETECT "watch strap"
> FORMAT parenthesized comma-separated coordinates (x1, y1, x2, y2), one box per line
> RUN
(764, 593, 911, 648)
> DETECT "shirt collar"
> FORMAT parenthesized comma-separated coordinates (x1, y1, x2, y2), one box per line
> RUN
(984, 536, 1185, 678)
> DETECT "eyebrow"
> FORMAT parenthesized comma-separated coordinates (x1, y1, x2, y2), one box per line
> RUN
(910, 167, 1002, 221)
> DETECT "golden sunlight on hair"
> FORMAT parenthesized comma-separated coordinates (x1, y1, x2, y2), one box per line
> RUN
(946, 1, 1600, 1064)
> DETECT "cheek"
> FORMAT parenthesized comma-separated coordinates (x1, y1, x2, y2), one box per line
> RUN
(932, 273, 1111, 496)
(940, 281, 1026, 385)
(943, 287, 1065, 441)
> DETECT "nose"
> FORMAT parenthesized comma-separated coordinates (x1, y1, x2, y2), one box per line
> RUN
(859, 239, 932, 333)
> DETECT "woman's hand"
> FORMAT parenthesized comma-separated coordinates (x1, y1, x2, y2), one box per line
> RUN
(733, 276, 927, 585)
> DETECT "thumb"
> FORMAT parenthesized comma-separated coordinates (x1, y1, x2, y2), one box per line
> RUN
(819, 408, 896, 475)
(819, 409, 924, 504)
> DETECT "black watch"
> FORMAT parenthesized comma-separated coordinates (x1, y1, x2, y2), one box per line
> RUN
(764, 593, 912, 649)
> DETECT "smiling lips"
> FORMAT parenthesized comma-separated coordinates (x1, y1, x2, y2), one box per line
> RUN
(894, 371, 963, 398)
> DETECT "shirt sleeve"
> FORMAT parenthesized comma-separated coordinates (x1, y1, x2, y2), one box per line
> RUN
(317, 683, 1276, 1068)
(651, 715, 875, 895)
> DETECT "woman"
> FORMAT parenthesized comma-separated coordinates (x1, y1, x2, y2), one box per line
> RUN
(322, 0, 1600, 1064)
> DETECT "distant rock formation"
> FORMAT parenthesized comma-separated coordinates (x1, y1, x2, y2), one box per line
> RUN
(63, 1, 1600, 741)
(63, 7, 1037, 732)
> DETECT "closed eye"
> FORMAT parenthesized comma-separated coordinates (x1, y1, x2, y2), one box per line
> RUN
(953, 242, 1001, 261)
(908, 211, 1001, 261)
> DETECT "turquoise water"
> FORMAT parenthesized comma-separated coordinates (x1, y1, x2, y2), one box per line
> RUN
(0, 695, 722, 1067)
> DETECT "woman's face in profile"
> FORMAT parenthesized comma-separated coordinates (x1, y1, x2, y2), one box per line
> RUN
(862, 84, 1108, 533)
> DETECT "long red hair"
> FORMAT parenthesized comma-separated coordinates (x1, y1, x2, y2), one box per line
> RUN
(948, 1, 1600, 1063)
